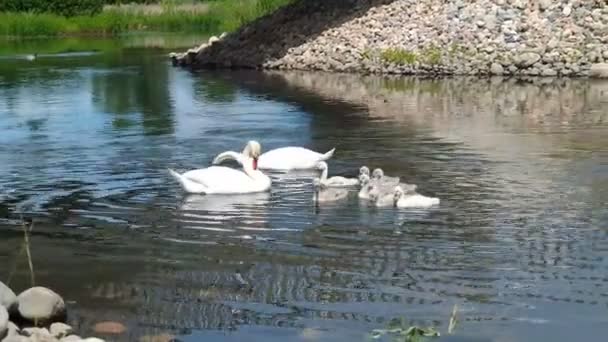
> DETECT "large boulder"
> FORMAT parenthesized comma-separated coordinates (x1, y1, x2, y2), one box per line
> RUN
(0, 281, 17, 313)
(17, 287, 66, 324)
(590, 63, 608, 78)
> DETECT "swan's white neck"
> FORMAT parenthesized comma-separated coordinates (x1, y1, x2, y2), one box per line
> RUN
(320, 167, 328, 181)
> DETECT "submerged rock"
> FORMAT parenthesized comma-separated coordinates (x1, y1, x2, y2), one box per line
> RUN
(0, 282, 17, 313)
(17, 287, 66, 324)
(92, 321, 126, 335)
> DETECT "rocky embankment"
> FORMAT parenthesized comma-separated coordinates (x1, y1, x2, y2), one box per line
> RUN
(1, 282, 104, 342)
(173, 0, 608, 77)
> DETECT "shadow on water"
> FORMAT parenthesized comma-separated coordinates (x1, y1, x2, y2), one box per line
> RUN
(1, 40, 608, 342)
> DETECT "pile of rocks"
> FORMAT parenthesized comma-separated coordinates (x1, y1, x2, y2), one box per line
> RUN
(1, 282, 104, 342)
(174, 0, 608, 77)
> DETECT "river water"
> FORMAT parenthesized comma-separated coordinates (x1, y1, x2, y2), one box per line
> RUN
(1, 38, 608, 342)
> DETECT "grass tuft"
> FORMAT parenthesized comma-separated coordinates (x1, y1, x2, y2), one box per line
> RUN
(380, 48, 417, 65)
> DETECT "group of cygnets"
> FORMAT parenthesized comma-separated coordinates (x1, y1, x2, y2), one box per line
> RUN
(313, 162, 439, 208)
(168, 140, 439, 209)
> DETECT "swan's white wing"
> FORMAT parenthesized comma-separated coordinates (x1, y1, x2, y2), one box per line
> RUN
(259, 147, 332, 170)
(182, 166, 259, 193)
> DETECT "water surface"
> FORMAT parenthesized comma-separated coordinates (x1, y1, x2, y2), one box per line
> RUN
(1, 38, 608, 342)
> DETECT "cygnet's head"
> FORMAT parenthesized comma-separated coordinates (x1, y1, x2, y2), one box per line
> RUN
(393, 186, 404, 202)
(359, 173, 370, 185)
(372, 168, 384, 180)
(316, 161, 328, 171)
(359, 166, 370, 176)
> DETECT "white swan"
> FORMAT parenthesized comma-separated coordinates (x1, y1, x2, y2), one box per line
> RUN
(314, 161, 359, 187)
(371, 168, 400, 187)
(394, 186, 440, 208)
(168, 141, 271, 194)
(313, 179, 349, 203)
(213, 145, 335, 170)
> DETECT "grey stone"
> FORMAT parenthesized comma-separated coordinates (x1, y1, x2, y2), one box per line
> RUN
(22, 327, 60, 342)
(0, 282, 17, 313)
(0, 306, 7, 339)
(539, 0, 552, 10)
(541, 68, 558, 76)
(563, 6, 572, 17)
(6, 321, 19, 337)
(208, 36, 220, 45)
(590, 63, 608, 78)
(516, 52, 541, 68)
(50, 323, 73, 339)
(490, 62, 504, 75)
(17, 287, 66, 324)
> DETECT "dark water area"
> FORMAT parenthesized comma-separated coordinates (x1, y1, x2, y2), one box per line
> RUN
(1, 37, 608, 342)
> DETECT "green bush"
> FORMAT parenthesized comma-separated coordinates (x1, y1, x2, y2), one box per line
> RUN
(0, 0, 104, 16)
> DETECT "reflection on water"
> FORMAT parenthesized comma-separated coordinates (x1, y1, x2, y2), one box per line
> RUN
(1, 39, 608, 342)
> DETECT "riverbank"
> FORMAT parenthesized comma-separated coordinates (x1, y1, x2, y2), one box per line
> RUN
(175, 0, 608, 77)
(1, 281, 107, 342)
(0, 0, 291, 37)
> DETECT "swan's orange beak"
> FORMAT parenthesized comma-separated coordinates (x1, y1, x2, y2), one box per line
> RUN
(253, 158, 258, 170)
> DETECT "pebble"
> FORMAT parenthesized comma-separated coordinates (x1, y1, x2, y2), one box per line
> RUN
(17, 287, 66, 324)
(50, 323, 73, 339)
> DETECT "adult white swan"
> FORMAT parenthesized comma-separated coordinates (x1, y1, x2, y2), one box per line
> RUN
(168, 141, 271, 194)
(212, 145, 336, 170)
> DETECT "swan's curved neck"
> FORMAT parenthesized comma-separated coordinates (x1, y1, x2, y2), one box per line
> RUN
(320, 167, 328, 181)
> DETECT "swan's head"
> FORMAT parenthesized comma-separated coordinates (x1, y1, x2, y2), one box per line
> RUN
(316, 161, 328, 171)
(243, 140, 262, 169)
(312, 178, 323, 189)
(372, 168, 384, 180)
(359, 166, 370, 176)
(393, 186, 404, 202)
(359, 174, 370, 185)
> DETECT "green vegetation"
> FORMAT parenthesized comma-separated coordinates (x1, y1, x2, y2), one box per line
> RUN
(380, 48, 417, 65)
(0, 0, 292, 37)
(421, 45, 441, 65)
(369, 317, 440, 342)
(0, 0, 104, 16)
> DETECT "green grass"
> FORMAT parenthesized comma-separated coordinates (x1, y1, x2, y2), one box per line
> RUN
(0, 0, 293, 37)
(380, 48, 417, 65)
